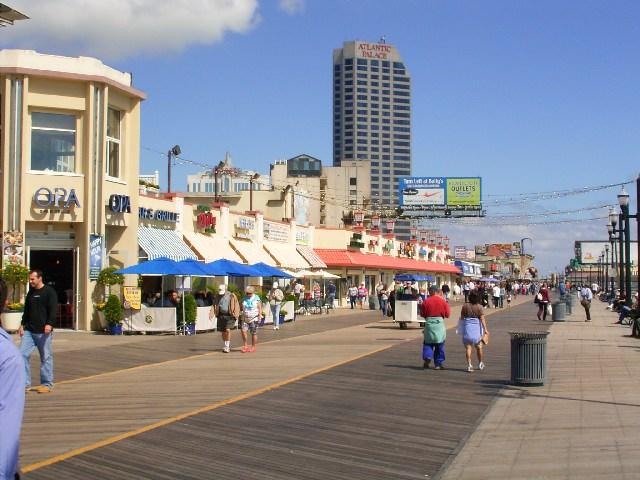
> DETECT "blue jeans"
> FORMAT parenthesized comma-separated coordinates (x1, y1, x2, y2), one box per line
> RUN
(20, 330, 54, 388)
(422, 342, 446, 367)
(271, 303, 281, 327)
(327, 293, 335, 308)
(380, 298, 388, 316)
(350, 296, 357, 309)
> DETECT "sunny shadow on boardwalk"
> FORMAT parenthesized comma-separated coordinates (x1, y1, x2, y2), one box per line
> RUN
(22, 300, 537, 479)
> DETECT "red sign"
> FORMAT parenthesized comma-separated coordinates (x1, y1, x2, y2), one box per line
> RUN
(196, 211, 216, 229)
(358, 42, 392, 59)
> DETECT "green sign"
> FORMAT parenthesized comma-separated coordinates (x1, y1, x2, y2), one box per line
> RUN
(446, 178, 481, 206)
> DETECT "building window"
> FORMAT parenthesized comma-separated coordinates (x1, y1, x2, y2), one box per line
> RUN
(106, 108, 122, 178)
(350, 177, 357, 186)
(31, 112, 76, 173)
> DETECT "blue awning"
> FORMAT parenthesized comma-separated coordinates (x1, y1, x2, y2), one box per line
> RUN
(138, 227, 197, 262)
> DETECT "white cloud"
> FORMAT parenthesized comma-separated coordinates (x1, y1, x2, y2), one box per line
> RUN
(2, 0, 260, 60)
(278, 0, 304, 15)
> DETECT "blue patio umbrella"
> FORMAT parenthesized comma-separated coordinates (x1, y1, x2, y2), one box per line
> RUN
(175, 259, 212, 277)
(251, 262, 294, 279)
(202, 259, 261, 277)
(115, 257, 183, 276)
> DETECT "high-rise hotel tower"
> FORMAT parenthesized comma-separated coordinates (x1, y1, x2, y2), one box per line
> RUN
(332, 40, 411, 237)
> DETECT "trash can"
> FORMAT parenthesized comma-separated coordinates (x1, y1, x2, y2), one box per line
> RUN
(368, 294, 377, 310)
(552, 301, 565, 322)
(569, 294, 578, 307)
(510, 331, 549, 386)
(564, 297, 572, 315)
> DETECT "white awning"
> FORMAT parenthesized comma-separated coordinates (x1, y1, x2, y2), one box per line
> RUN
(138, 227, 197, 261)
(183, 232, 243, 263)
(296, 245, 327, 269)
(263, 241, 310, 270)
(230, 239, 276, 266)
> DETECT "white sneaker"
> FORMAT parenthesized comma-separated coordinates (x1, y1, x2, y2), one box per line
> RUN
(222, 347, 230, 353)
(478, 361, 485, 371)
(467, 364, 473, 372)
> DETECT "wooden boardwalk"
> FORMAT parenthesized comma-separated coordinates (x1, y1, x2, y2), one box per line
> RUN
(20, 298, 544, 479)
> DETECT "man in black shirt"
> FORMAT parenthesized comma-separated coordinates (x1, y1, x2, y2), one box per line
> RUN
(19, 270, 57, 394)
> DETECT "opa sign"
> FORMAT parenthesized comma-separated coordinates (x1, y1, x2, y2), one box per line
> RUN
(33, 187, 81, 209)
(108, 194, 131, 213)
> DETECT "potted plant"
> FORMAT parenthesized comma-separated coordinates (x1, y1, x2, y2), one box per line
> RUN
(103, 294, 124, 335)
(1, 263, 30, 332)
(97, 266, 124, 297)
(179, 293, 197, 335)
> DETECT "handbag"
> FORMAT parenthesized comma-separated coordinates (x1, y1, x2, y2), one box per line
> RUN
(481, 331, 489, 345)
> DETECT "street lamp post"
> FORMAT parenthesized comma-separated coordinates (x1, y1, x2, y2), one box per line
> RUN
(249, 173, 260, 212)
(605, 244, 610, 294)
(609, 207, 623, 297)
(166, 144, 181, 193)
(213, 160, 224, 203)
(618, 188, 632, 307)
(520, 237, 532, 280)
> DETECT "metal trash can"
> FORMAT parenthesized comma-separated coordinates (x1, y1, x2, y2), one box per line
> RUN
(564, 297, 572, 315)
(552, 301, 565, 322)
(368, 294, 377, 310)
(510, 331, 549, 386)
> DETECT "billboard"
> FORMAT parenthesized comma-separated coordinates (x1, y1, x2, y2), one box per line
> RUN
(399, 177, 445, 207)
(579, 240, 637, 265)
(399, 177, 482, 215)
(446, 178, 481, 206)
(454, 246, 467, 259)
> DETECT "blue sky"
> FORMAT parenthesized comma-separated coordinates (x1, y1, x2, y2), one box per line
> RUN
(3, 0, 639, 275)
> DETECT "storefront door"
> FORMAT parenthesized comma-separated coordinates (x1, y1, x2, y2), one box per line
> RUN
(28, 248, 78, 330)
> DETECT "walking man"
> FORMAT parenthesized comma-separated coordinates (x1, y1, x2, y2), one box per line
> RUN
(240, 286, 262, 353)
(268, 282, 284, 330)
(580, 284, 593, 322)
(420, 285, 450, 369)
(326, 281, 336, 309)
(463, 281, 470, 303)
(348, 284, 358, 309)
(441, 283, 450, 303)
(19, 270, 57, 394)
(211, 284, 240, 353)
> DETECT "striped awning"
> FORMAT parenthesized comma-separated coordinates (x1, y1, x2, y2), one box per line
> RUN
(183, 232, 243, 263)
(138, 226, 197, 261)
(263, 241, 310, 270)
(230, 239, 277, 266)
(296, 245, 327, 269)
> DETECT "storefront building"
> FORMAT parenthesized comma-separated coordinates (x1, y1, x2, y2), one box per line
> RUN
(1, 50, 144, 330)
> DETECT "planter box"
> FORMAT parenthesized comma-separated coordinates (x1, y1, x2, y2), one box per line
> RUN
(1, 311, 22, 332)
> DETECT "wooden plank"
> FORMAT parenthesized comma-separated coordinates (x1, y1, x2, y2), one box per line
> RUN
(24, 302, 549, 479)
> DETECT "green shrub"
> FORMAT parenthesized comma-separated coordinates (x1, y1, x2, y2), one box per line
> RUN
(97, 267, 124, 296)
(104, 294, 124, 325)
(1, 263, 30, 303)
(179, 293, 197, 325)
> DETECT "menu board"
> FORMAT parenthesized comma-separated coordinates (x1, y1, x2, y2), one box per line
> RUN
(3, 231, 24, 265)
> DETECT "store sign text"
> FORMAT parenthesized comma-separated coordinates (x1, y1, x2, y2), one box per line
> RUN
(358, 43, 391, 59)
(196, 211, 216, 229)
(138, 207, 179, 223)
(33, 187, 81, 209)
(108, 194, 131, 213)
